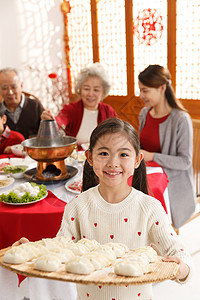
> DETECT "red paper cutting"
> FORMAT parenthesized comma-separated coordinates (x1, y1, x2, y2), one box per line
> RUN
(133, 8, 164, 46)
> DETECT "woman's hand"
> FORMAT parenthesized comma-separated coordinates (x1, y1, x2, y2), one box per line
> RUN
(12, 237, 29, 246)
(141, 150, 154, 162)
(41, 110, 55, 120)
(162, 256, 190, 281)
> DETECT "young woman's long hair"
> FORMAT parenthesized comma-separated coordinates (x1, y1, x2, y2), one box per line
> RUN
(138, 64, 186, 111)
(82, 118, 148, 194)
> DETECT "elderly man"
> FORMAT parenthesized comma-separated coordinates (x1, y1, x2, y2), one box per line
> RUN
(0, 68, 44, 139)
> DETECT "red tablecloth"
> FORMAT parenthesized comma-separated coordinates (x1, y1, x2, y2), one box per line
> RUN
(0, 191, 66, 250)
(128, 161, 169, 213)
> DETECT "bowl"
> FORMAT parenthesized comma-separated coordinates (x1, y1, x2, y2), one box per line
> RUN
(5, 165, 29, 179)
(11, 144, 26, 157)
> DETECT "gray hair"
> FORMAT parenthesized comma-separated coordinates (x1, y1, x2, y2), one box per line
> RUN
(0, 67, 23, 82)
(75, 62, 111, 99)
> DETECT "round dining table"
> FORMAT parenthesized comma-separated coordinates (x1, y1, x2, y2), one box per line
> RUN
(0, 154, 170, 300)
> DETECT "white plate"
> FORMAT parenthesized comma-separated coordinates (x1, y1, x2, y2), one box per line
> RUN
(0, 175, 15, 190)
(1, 192, 48, 206)
(65, 177, 82, 194)
(0, 158, 35, 173)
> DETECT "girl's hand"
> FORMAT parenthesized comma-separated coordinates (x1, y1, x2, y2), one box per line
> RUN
(41, 110, 55, 120)
(162, 256, 190, 281)
(141, 150, 154, 162)
(12, 237, 29, 246)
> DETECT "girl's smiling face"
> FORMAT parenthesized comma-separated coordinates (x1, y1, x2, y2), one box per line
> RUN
(89, 132, 141, 189)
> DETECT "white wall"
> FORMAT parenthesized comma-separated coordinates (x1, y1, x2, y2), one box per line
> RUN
(0, 0, 67, 114)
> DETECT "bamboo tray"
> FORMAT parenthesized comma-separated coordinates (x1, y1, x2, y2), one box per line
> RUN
(0, 247, 179, 286)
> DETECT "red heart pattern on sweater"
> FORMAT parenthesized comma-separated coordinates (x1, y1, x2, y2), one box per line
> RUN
(71, 217, 74, 221)
(138, 232, 141, 236)
(98, 285, 102, 289)
(72, 236, 75, 240)
(124, 218, 128, 222)
(87, 293, 89, 297)
(110, 235, 114, 239)
(138, 293, 141, 296)
(94, 223, 97, 227)
(155, 221, 159, 225)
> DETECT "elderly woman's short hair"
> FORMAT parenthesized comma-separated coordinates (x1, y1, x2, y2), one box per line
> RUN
(75, 62, 111, 99)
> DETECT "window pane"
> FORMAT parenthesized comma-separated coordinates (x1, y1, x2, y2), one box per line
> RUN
(97, 0, 127, 96)
(67, 0, 93, 93)
(133, 0, 167, 96)
(176, 1, 200, 99)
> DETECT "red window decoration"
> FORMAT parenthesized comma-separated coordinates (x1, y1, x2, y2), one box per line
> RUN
(133, 8, 164, 46)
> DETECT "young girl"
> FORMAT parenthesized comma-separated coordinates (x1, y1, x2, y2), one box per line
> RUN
(57, 118, 192, 300)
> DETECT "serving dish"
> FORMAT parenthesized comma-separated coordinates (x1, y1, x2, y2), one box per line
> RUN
(3, 165, 28, 179)
(0, 175, 15, 190)
(11, 144, 26, 157)
(65, 177, 82, 194)
(1, 192, 48, 206)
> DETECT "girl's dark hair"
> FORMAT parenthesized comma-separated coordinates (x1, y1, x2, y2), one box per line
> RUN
(138, 64, 186, 111)
(82, 118, 148, 194)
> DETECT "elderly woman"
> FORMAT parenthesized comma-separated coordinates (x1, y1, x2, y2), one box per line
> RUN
(41, 63, 117, 146)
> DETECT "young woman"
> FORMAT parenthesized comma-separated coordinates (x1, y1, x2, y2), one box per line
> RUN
(41, 63, 117, 146)
(138, 64, 196, 229)
(58, 118, 192, 300)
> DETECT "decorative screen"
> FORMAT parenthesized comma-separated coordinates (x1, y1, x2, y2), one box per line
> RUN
(176, 1, 200, 99)
(97, 0, 127, 95)
(133, 0, 167, 96)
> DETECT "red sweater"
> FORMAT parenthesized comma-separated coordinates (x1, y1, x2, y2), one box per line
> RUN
(55, 99, 117, 137)
(0, 129, 25, 154)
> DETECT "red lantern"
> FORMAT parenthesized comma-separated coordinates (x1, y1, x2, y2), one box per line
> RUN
(48, 73, 57, 79)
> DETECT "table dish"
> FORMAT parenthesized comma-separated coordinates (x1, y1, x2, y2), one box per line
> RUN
(0, 162, 11, 173)
(0, 175, 15, 189)
(1, 192, 48, 206)
(65, 177, 82, 194)
(3, 165, 29, 179)
(11, 144, 26, 157)
(0, 248, 179, 285)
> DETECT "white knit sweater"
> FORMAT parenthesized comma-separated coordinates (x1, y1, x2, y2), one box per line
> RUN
(57, 186, 192, 300)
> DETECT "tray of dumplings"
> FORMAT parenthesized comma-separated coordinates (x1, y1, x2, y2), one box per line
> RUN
(0, 237, 179, 285)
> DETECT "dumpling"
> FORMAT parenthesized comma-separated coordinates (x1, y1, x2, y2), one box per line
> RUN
(67, 243, 90, 256)
(94, 245, 116, 260)
(83, 252, 113, 270)
(65, 256, 95, 274)
(52, 236, 74, 248)
(114, 259, 151, 277)
(77, 238, 100, 251)
(34, 253, 61, 272)
(104, 242, 129, 257)
(133, 246, 158, 263)
(114, 260, 144, 277)
(50, 247, 75, 263)
(3, 247, 28, 264)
